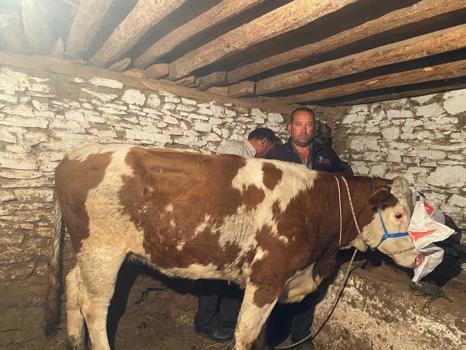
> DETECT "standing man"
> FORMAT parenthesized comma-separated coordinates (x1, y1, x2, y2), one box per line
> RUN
(194, 127, 278, 342)
(266, 107, 351, 174)
(265, 107, 352, 350)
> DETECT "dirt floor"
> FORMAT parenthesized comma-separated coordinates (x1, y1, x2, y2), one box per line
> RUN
(0, 264, 236, 350)
(1, 245, 464, 350)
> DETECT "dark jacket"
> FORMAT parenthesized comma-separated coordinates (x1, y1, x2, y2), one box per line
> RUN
(266, 138, 352, 174)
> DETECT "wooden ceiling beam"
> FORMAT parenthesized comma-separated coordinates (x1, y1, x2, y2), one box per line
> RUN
(65, 0, 113, 59)
(0, 10, 29, 53)
(144, 63, 170, 79)
(109, 57, 131, 72)
(168, 0, 358, 80)
(22, 0, 56, 54)
(281, 59, 466, 103)
(328, 81, 466, 106)
(227, 0, 466, 83)
(134, 0, 266, 68)
(206, 86, 229, 96)
(90, 0, 187, 67)
(196, 71, 227, 91)
(256, 24, 466, 95)
(175, 75, 197, 87)
(228, 81, 256, 98)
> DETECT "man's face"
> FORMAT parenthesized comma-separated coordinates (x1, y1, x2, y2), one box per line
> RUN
(288, 110, 314, 147)
(255, 139, 275, 158)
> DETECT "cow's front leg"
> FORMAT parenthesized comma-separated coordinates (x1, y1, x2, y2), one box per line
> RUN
(235, 283, 278, 350)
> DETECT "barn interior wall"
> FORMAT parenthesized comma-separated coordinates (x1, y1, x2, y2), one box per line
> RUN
(313, 93, 465, 239)
(0, 60, 465, 283)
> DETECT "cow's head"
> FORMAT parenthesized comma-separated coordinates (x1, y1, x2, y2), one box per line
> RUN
(352, 176, 422, 268)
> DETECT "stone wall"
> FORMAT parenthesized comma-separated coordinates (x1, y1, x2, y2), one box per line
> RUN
(314, 91, 466, 233)
(0, 64, 289, 282)
(0, 58, 465, 283)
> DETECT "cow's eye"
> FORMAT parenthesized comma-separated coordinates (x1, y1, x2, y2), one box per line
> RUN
(395, 213, 403, 219)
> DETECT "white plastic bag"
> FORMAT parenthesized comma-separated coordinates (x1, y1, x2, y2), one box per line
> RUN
(408, 194, 455, 283)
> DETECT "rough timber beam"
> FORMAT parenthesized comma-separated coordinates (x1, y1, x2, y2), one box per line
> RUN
(227, 0, 466, 83)
(144, 63, 170, 79)
(256, 24, 466, 95)
(196, 71, 227, 91)
(329, 81, 466, 106)
(22, 0, 56, 54)
(168, 0, 358, 79)
(65, 0, 113, 59)
(0, 10, 29, 53)
(134, 0, 266, 68)
(281, 59, 466, 103)
(228, 81, 256, 98)
(91, 0, 187, 67)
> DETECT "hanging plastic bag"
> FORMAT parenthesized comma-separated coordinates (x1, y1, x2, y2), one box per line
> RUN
(408, 194, 455, 283)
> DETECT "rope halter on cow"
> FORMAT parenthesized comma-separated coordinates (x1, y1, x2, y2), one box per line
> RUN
(337, 176, 414, 256)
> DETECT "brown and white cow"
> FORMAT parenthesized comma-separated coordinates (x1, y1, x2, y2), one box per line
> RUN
(44, 143, 422, 350)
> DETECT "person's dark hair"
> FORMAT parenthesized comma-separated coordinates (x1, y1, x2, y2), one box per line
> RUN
(289, 107, 315, 124)
(248, 127, 277, 144)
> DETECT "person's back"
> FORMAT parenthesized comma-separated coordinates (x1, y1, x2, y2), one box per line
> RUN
(217, 139, 256, 158)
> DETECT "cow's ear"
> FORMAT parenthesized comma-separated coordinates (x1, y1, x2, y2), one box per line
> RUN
(369, 189, 397, 210)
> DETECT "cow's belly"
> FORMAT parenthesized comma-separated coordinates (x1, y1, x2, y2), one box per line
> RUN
(279, 263, 322, 303)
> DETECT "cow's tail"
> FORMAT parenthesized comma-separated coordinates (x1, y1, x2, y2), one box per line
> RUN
(44, 193, 65, 336)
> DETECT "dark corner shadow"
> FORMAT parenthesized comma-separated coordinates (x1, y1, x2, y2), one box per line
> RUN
(106, 256, 243, 349)
(428, 214, 464, 288)
(265, 249, 362, 347)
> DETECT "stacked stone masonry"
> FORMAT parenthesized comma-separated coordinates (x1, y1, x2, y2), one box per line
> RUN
(0, 65, 464, 282)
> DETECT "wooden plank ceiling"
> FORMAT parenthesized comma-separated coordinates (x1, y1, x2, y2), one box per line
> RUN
(0, 0, 465, 106)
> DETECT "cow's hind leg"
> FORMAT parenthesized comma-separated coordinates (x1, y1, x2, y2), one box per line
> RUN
(235, 284, 278, 350)
(66, 266, 86, 349)
(78, 250, 126, 350)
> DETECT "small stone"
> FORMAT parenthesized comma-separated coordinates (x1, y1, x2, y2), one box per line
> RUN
(342, 113, 366, 124)
(411, 94, 435, 105)
(443, 89, 466, 99)
(176, 104, 196, 112)
(426, 166, 466, 188)
(449, 195, 466, 208)
(415, 131, 433, 140)
(81, 88, 118, 102)
(163, 115, 178, 125)
(3, 104, 35, 118)
(443, 95, 466, 115)
(146, 94, 161, 108)
(267, 113, 284, 123)
(381, 127, 400, 140)
(162, 103, 176, 111)
(181, 97, 197, 105)
(348, 105, 368, 114)
(194, 122, 212, 133)
(212, 105, 225, 118)
(386, 109, 413, 119)
(89, 77, 123, 89)
(198, 103, 214, 116)
(208, 117, 223, 125)
(122, 89, 146, 106)
(416, 103, 444, 118)
(0, 190, 15, 203)
(0, 93, 17, 103)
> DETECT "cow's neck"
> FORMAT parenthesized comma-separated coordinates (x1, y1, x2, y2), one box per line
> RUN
(316, 175, 378, 249)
